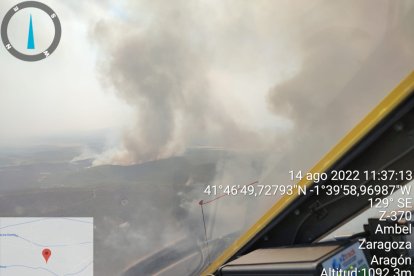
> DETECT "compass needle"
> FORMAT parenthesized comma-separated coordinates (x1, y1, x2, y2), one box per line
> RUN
(27, 14, 35, 49)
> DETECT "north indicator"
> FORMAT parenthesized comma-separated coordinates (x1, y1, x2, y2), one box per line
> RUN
(27, 14, 35, 49)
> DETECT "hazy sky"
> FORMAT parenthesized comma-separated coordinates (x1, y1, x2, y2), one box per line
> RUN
(0, 0, 131, 146)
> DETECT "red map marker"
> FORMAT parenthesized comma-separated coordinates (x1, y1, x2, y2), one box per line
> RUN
(42, 248, 52, 263)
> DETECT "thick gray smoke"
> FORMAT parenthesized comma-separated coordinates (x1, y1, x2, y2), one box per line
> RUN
(92, 1, 264, 165)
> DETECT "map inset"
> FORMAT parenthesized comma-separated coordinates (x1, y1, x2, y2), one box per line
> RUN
(0, 217, 93, 276)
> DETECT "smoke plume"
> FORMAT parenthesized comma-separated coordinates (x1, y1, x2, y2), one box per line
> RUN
(92, 1, 266, 165)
